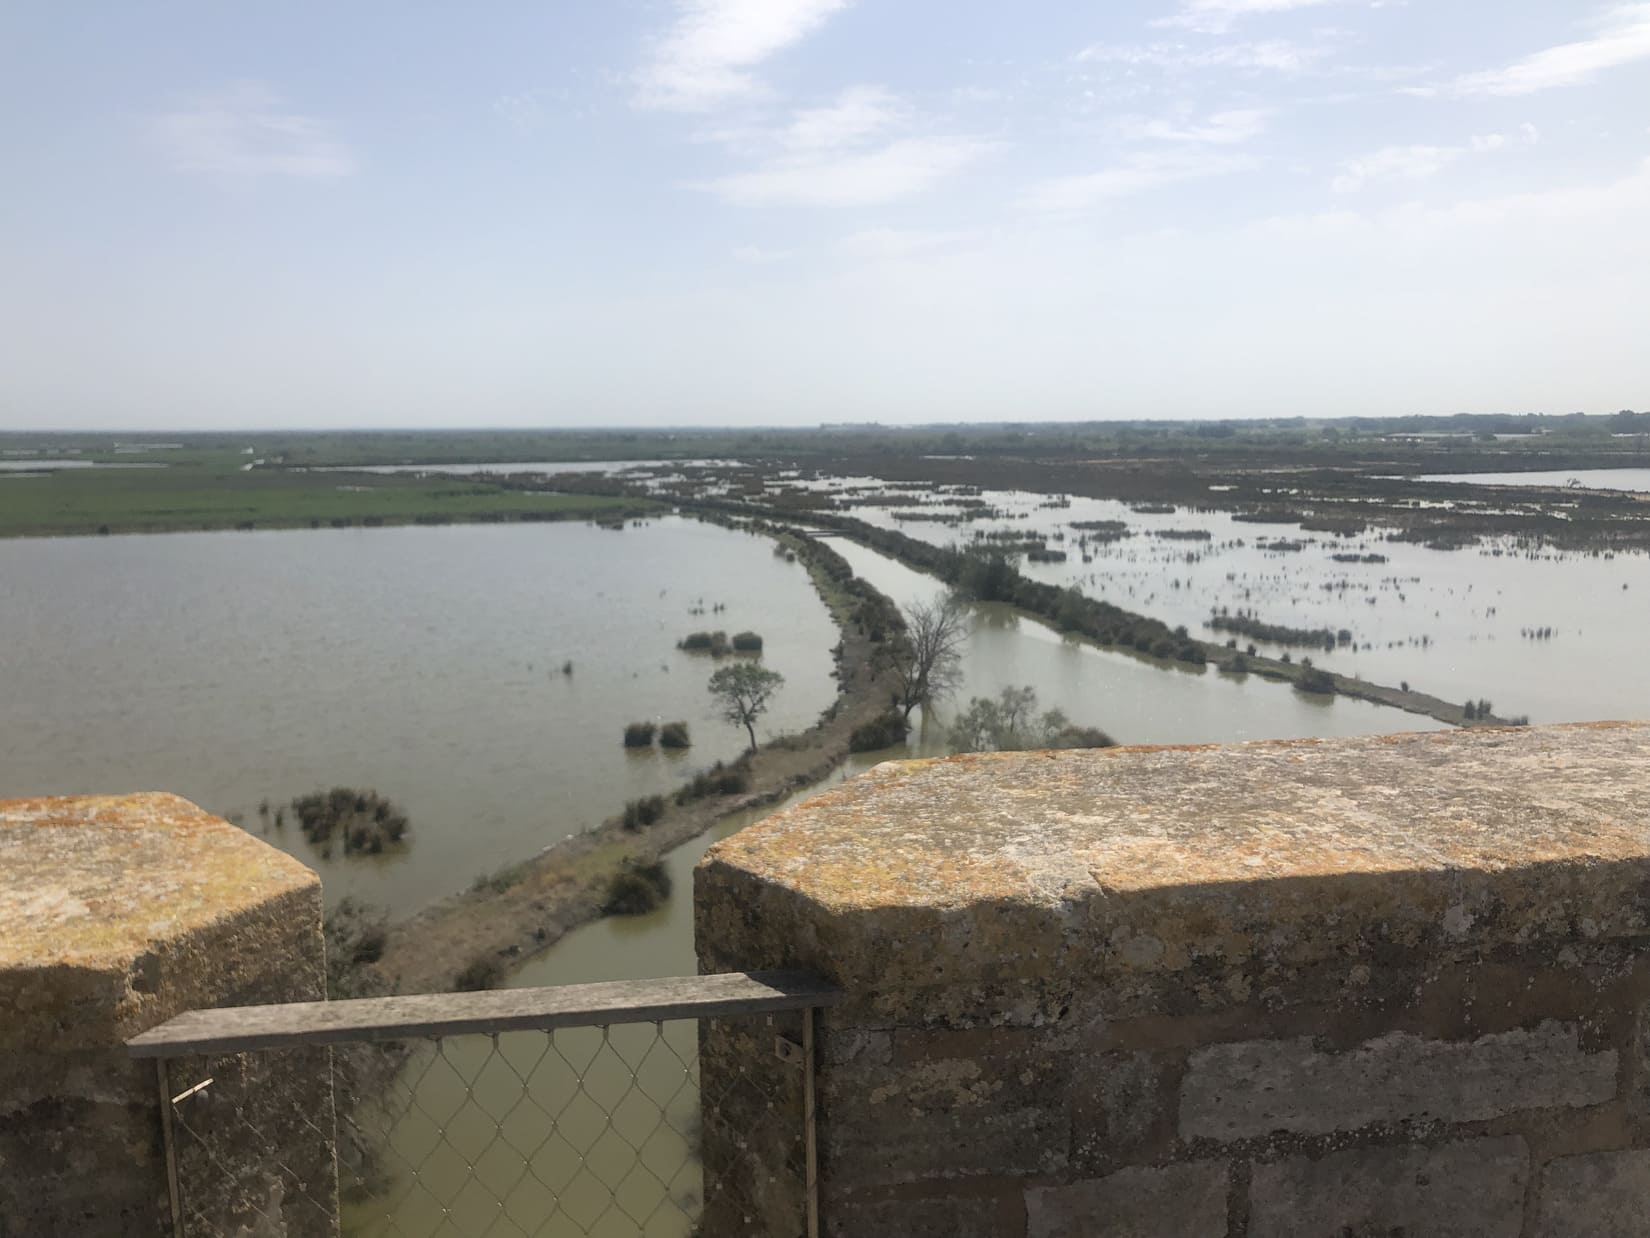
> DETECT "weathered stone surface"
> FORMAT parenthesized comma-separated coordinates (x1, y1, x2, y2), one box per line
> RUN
(0, 794, 332, 1238)
(1180, 1020, 1618, 1141)
(694, 725, 1650, 1233)
(0, 792, 324, 1046)
(697, 724, 1650, 1011)
(1071, 1049, 1178, 1171)
(1535, 1149, 1650, 1237)
(1024, 1162, 1229, 1238)
(1248, 1137, 1530, 1237)
(826, 1180, 1028, 1238)
(820, 1024, 1073, 1184)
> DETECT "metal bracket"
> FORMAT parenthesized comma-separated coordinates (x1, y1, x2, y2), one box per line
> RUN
(774, 1034, 805, 1067)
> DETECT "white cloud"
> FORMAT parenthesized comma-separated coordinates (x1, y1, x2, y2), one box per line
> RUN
(780, 85, 906, 151)
(837, 228, 980, 260)
(1157, 0, 1346, 35)
(493, 87, 570, 132)
(1261, 156, 1650, 242)
(1019, 150, 1258, 212)
(1331, 125, 1538, 193)
(1120, 107, 1272, 144)
(1331, 145, 1462, 193)
(1078, 38, 1329, 73)
(1416, 4, 1650, 97)
(634, 0, 848, 111)
(701, 136, 995, 207)
(148, 83, 354, 179)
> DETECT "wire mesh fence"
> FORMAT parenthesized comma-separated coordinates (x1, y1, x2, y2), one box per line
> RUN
(141, 976, 826, 1238)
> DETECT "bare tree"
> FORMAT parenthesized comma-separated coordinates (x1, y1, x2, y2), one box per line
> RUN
(880, 593, 968, 720)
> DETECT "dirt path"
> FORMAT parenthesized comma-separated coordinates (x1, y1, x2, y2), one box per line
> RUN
(371, 532, 894, 994)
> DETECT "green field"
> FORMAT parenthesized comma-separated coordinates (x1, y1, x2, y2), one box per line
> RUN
(1, 409, 1645, 539)
(0, 450, 645, 538)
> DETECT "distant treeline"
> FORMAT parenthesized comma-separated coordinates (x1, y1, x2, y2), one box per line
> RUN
(1209, 609, 1350, 651)
(769, 511, 1209, 667)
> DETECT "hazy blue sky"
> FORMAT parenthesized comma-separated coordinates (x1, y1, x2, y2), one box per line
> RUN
(2, 1, 1647, 429)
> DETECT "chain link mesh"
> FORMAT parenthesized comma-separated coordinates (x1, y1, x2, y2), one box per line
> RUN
(161, 1013, 809, 1238)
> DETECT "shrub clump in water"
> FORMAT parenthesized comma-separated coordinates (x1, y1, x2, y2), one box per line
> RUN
(289, 788, 409, 857)
(731, 631, 764, 652)
(623, 721, 657, 748)
(659, 721, 691, 749)
(678, 630, 730, 656)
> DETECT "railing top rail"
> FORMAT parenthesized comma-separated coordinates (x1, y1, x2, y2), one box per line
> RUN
(127, 969, 840, 1058)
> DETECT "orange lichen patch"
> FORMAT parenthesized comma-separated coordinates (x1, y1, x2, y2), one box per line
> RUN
(700, 724, 1650, 981)
(0, 792, 319, 970)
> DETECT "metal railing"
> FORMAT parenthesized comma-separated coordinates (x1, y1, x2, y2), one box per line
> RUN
(128, 972, 839, 1238)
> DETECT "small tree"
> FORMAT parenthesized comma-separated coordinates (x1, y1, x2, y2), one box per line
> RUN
(878, 593, 968, 720)
(708, 663, 785, 754)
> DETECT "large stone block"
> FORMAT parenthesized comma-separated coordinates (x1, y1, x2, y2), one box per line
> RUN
(1248, 1137, 1530, 1237)
(1180, 1021, 1617, 1141)
(819, 1024, 1073, 1185)
(0, 793, 332, 1238)
(825, 1180, 1028, 1238)
(1535, 1149, 1650, 1237)
(1024, 1162, 1229, 1238)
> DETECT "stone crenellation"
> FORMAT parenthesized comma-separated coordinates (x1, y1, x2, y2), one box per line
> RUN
(696, 722, 1650, 1238)
(0, 793, 335, 1238)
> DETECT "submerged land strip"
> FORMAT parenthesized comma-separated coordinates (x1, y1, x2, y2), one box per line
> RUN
(368, 528, 899, 993)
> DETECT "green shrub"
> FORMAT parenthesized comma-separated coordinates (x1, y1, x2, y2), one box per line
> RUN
(621, 795, 667, 831)
(603, 860, 672, 916)
(731, 631, 764, 652)
(454, 953, 505, 992)
(678, 630, 731, 656)
(623, 721, 657, 748)
(659, 721, 691, 748)
(849, 713, 911, 753)
(289, 787, 410, 857)
(1049, 725, 1117, 749)
(673, 760, 752, 804)
(1296, 667, 1335, 695)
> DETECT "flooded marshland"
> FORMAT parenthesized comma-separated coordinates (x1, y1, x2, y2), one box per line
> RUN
(719, 469, 1648, 726)
(0, 518, 838, 914)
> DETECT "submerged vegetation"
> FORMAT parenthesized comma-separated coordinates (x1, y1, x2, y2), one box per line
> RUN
(678, 629, 765, 657)
(1209, 609, 1348, 651)
(288, 787, 409, 857)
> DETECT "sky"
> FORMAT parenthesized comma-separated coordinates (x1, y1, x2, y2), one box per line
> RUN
(1, 1, 1647, 430)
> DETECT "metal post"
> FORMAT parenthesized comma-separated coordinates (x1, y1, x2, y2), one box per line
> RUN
(803, 1006, 819, 1238)
(155, 1058, 184, 1238)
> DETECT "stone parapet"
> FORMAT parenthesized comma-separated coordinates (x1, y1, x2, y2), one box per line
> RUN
(696, 723, 1650, 1236)
(0, 793, 334, 1237)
